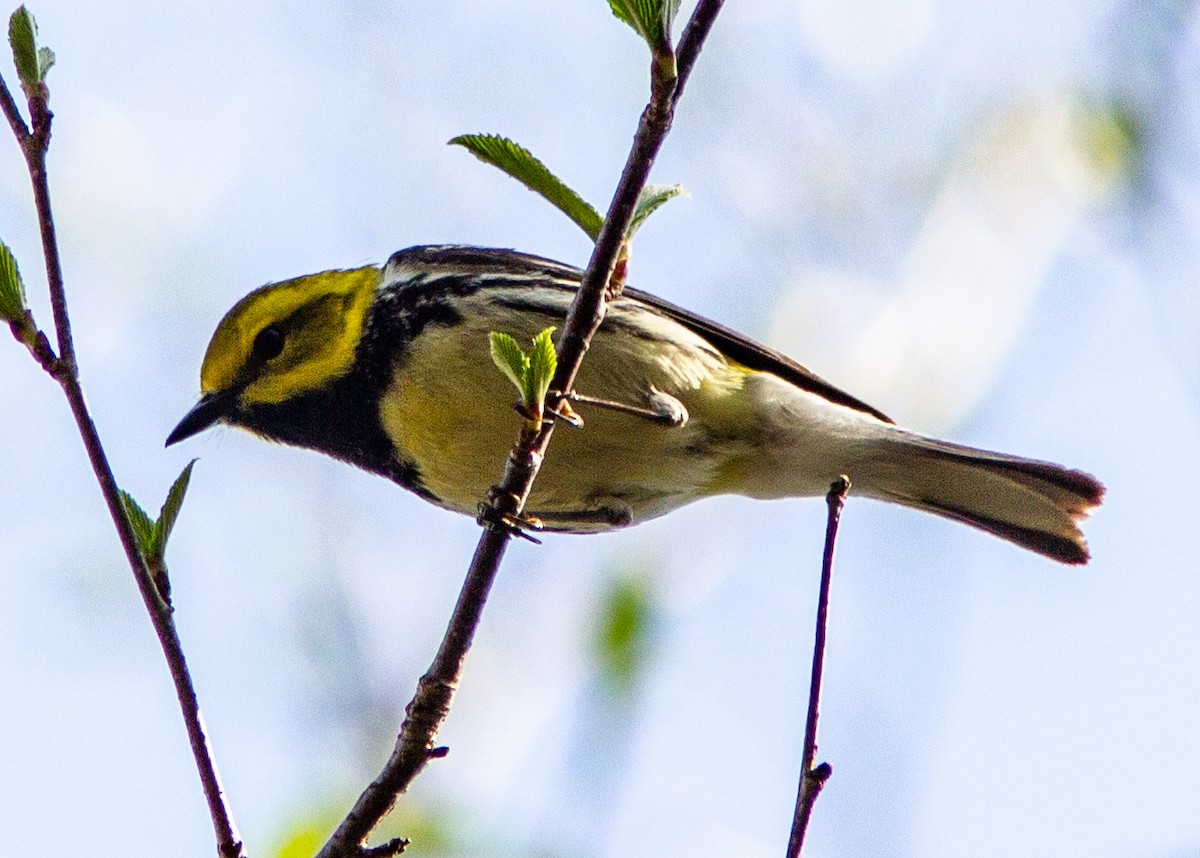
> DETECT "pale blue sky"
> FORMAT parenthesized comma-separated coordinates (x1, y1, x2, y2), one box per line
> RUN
(2, 2, 1198, 856)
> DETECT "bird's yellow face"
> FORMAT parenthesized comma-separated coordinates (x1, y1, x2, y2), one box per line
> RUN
(199, 267, 380, 405)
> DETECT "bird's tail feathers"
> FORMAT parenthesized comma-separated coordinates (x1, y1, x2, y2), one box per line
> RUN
(857, 432, 1104, 564)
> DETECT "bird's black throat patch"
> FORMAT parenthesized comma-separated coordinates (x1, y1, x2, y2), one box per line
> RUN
(232, 297, 437, 500)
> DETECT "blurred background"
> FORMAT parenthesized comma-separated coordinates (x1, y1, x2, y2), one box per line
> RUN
(1, 1, 1197, 856)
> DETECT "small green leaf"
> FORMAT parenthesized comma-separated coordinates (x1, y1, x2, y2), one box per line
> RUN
(607, 0, 638, 33)
(119, 463, 196, 563)
(607, 0, 680, 51)
(489, 331, 529, 398)
(451, 134, 603, 240)
(8, 6, 50, 94)
(0, 238, 27, 322)
(629, 183, 685, 238)
(153, 459, 196, 557)
(526, 327, 558, 412)
(119, 490, 157, 560)
(36, 44, 52, 77)
(8, 7, 36, 88)
(490, 328, 559, 415)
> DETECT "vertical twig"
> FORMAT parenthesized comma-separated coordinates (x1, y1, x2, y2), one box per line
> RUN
(0, 68, 245, 858)
(786, 476, 850, 857)
(317, 3, 728, 856)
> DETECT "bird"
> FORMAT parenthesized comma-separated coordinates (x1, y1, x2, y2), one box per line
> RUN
(166, 244, 1103, 564)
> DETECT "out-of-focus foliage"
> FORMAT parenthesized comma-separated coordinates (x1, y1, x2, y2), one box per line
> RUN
(1078, 100, 1140, 184)
(592, 569, 657, 699)
(271, 799, 458, 858)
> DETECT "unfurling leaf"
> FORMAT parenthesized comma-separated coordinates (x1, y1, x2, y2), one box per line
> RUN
(8, 6, 52, 95)
(154, 459, 197, 557)
(526, 327, 558, 413)
(629, 184, 685, 238)
(489, 327, 559, 417)
(0, 238, 27, 323)
(118, 461, 197, 562)
(606, 0, 680, 52)
(489, 331, 529, 397)
(119, 491, 157, 560)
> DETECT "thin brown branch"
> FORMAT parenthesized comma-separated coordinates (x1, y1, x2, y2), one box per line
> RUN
(360, 838, 409, 858)
(7, 309, 58, 371)
(25, 113, 72, 374)
(675, 0, 725, 99)
(0, 70, 29, 143)
(317, 3, 729, 855)
(0, 68, 245, 858)
(786, 476, 850, 857)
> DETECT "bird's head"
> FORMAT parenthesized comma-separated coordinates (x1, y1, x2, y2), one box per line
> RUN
(167, 266, 380, 446)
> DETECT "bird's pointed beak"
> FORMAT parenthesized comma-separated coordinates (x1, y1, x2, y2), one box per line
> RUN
(166, 391, 234, 447)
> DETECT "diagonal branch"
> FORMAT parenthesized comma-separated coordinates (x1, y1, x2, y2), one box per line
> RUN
(0, 68, 246, 858)
(317, 2, 728, 856)
(0, 68, 28, 142)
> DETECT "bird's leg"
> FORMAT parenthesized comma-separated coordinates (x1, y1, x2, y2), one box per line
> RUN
(548, 387, 689, 428)
(531, 506, 634, 531)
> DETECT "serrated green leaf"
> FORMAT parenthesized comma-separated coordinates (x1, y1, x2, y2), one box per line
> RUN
(0, 238, 27, 322)
(606, 0, 638, 32)
(607, 0, 679, 50)
(489, 331, 529, 398)
(526, 327, 558, 411)
(451, 134, 603, 240)
(119, 490, 157, 560)
(628, 183, 685, 238)
(662, 0, 681, 36)
(8, 6, 49, 93)
(152, 459, 196, 557)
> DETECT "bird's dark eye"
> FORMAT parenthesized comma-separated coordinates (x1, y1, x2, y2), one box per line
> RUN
(252, 326, 286, 361)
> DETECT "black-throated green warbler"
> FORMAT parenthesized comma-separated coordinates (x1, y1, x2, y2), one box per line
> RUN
(166, 245, 1103, 563)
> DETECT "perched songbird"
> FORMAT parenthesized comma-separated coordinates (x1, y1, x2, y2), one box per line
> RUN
(167, 245, 1103, 563)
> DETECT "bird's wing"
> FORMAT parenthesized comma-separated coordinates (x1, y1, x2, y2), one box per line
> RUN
(624, 286, 893, 424)
(385, 245, 893, 424)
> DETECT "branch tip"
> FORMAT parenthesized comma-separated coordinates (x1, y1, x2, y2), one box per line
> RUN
(361, 837, 410, 858)
(787, 472, 850, 855)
